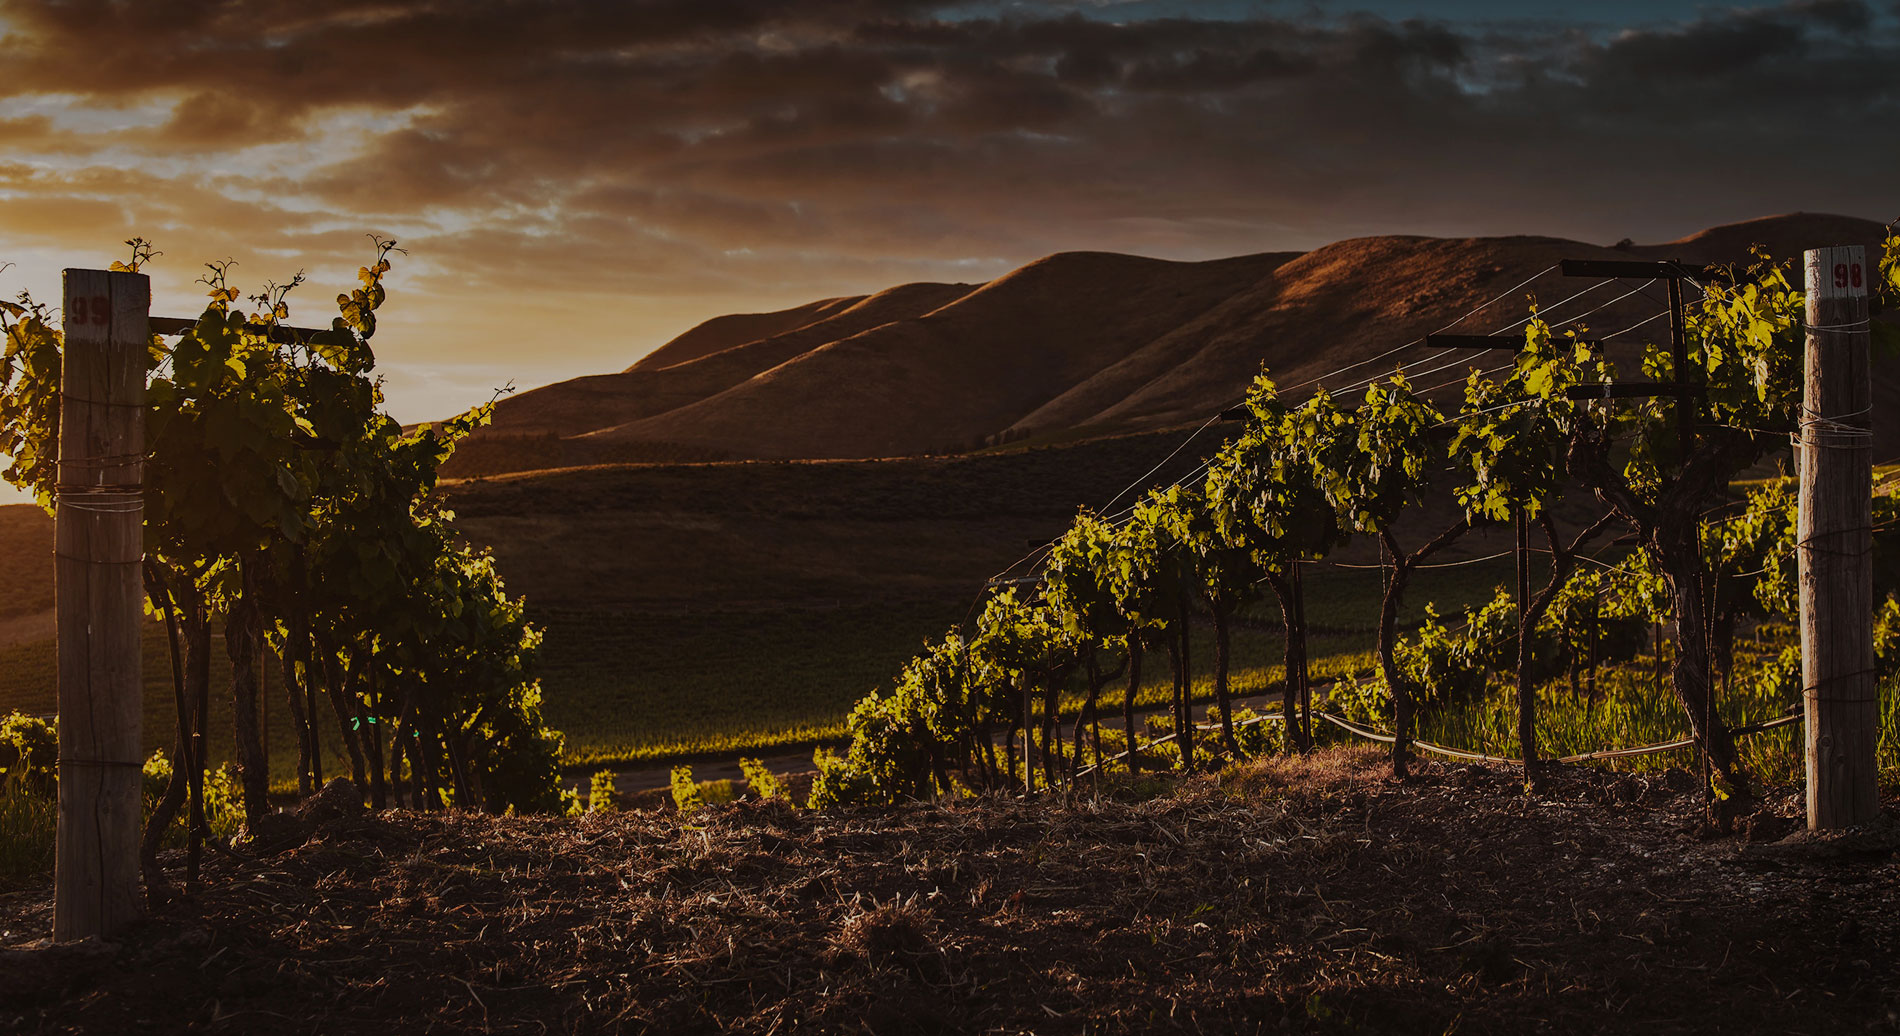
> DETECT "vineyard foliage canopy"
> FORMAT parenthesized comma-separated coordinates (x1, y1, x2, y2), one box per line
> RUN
(812, 233, 1900, 807)
(0, 240, 570, 884)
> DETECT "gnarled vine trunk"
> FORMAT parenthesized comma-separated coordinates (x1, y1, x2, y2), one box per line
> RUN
(1378, 519, 1471, 779)
(1654, 529, 1745, 794)
(1265, 571, 1309, 753)
(1040, 674, 1063, 790)
(279, 579, 317, 797)
(1169, 616, 1193, 774)
(320, 649, 367, 795)
(1569, 416, 1757, 806)
(226, 553, 271, 831)
(1211, 605, 1239, 756)
(138, 563, 191, 903)
(360, 668, 387, 811)
(182, 584, 211, 887)
(1519, 511, 1618, 789)
(1071, 650, 1125, 781)
(1123, 643, 1143, 773)
(281, 645, 312, 798)
(1375, 541, 1414, 779)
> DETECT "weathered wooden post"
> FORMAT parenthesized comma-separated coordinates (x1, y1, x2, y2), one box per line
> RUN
(54, 269, 147, 940)
(1797, 245, 1877, 830)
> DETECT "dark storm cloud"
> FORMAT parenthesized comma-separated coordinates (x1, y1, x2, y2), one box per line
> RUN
(1582, 3, 1848, 81)
(1790, 0, 1877, 31)
(0, 0, 1894, 310)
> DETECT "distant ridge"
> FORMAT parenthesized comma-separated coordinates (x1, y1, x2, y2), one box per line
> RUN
(444, 213, 1894, 478)
(628, 295, 863, 372)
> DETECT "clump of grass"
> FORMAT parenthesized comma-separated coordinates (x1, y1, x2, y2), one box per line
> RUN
(0, 783, 54, 888)
(1413, 632, 1900, 786)
(670, 765, 704, 815)
(1225, 744, 1388, 806)
(1880, 688, 1900, 790)
(587, 770, 618, 813)
(699, 779, 736, 806)
(140, 753, 249, 846)
(739, 758, 788, 802)
(0, 710, 57, 794)
(0, 743, 249, 888)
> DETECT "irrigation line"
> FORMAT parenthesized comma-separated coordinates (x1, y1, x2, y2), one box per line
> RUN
(1060, 707, 1804, 787)
(1066, 711, 1284, 783)
(1316, 709, 1803, 766)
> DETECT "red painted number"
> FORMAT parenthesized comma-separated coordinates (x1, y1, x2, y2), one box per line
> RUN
(1834, 263, 1866, 291)
(68, 295, 110, 326)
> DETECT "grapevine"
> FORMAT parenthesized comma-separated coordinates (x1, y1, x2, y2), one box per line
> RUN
(0, 240, 571, 895)
(813, 231, 1900, 806)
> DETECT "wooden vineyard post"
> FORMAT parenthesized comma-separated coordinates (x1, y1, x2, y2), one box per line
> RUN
(1797, 245, 1877, 830)
(54, 269, 148, 940)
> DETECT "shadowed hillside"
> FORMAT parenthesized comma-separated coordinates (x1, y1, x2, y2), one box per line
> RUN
(461, 282, 979, 463)
(585, 250, 1295, 458)
(444, 212, 1892, 478)
(627, 294, 864, 372)
(628, 282, 977, 375)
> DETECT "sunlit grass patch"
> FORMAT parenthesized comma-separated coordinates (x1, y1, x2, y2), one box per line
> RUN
(0, 784, 54, 888)
(1223, 744, 1389, 804)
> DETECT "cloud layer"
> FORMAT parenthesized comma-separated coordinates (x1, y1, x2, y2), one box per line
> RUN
(0, 0, 1894, 418)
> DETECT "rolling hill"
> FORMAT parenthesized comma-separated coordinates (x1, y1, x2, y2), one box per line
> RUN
(443, 212, 1894, 477)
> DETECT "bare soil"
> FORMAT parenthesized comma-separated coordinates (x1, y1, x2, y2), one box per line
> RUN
(3, 747, 1896, 1035)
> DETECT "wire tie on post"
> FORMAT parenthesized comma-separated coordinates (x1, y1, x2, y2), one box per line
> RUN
(53, 549, 146, 563)
(53, 482, 143, 496)
(56, 391, 146, 409)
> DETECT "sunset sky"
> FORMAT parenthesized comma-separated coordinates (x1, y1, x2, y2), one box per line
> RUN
(0, 0, 1894, 433)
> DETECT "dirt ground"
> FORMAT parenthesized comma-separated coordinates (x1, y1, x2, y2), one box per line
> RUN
(3, 747, 1896, 1035)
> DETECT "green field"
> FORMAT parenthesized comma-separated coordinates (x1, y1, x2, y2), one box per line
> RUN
(0, 557, 1519, 781)
(538, 600, 969, 766)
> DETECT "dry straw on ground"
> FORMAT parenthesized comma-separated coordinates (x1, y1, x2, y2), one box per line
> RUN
(2, 746, 1895, 1034)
